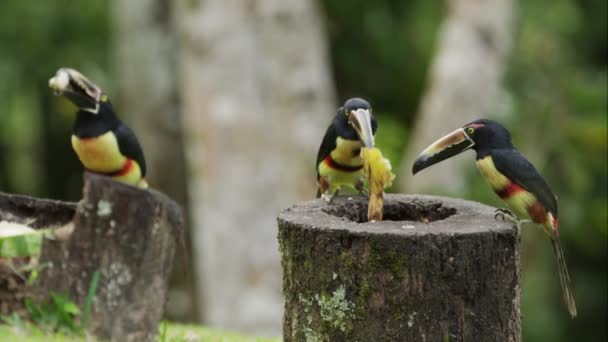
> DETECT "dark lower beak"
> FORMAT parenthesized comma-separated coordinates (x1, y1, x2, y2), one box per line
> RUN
(349, 109, 374, 147)
(412, 128, 474, 174)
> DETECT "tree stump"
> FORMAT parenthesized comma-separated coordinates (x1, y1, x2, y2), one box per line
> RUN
(278, 194, 520, 342)
(0, 173, 183, 341)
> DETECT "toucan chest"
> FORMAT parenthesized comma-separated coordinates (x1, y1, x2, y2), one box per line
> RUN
(475, 155, 510, 190)
(71, 131, 127, 173)
(330, 137, 363, 167)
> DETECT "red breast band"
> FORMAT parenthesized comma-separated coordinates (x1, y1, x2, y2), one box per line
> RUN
(323, 156, 362, 172)
(87, 159, 135, 177)
(552, 217, 559, 235)
(496, 182, 524, 199)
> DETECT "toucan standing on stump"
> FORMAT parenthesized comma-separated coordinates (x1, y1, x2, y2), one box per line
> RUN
(316, 98, 377, 202)
(412, 118, 576, 318)
(49, 68, 148, 188)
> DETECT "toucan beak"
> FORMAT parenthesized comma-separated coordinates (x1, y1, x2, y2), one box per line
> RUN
(412, 128, 474, 174)
(349, 108, 374, 148)
(49, 68, 102, 113)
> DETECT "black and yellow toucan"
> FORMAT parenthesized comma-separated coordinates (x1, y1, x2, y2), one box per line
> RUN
(316, 98, 377, 201)
(412, 118, 576, 318)
(49, 68, 148, 188)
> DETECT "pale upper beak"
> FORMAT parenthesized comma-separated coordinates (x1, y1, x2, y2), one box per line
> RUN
(412, 128, 475, 174)
(349, 108, 375, 148)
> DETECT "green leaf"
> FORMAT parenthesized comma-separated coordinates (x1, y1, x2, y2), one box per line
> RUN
(81, 270, 100, 328)
(0, 228, 49, 258)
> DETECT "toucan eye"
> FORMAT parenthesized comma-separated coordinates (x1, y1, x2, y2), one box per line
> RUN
(467, 127, 475, 134)
(101, 94, 108, 102)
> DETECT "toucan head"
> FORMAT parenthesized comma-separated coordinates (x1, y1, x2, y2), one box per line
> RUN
(337, 97, 376, 148)
(49, 68, 104, 114)
(412, 119, 513, 174)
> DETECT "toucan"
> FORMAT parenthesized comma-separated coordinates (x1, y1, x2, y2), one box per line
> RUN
(49, 68, 148, 188)
(316, 98, 377, 202)
(412, 118, 576, 318)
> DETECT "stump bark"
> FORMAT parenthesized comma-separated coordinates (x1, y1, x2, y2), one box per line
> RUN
(0, 173, 183, 341)
(278, 194, 520, 342)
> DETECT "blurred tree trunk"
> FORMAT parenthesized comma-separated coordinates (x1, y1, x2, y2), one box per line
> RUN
(399, 0, 514, 193)
(111, 0, 196, 322)
(174, 0, 336, 335)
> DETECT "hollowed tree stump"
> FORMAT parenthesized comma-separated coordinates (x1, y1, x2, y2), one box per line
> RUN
(0, 173, 183, 341)
(278, 194, 520, 342)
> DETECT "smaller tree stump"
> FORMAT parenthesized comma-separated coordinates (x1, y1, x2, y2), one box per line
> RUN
(0, 190, 76, 318)
(278, 194, 520, 342)
(0, 192, 76, 229)
(37, 173, 183, 341)
(0, 173, 183, 341)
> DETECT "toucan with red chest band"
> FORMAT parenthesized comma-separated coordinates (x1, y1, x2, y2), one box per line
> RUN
(412, 118, 576, 318)
(316, 98, 377, 202)
(49, 68, 148, 188)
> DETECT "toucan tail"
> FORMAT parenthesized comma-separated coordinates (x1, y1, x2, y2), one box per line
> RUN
(138, 178, 149, 189)
(550, 234, 577, 318)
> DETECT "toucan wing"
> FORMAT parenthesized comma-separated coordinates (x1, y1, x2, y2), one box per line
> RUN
(114, 124, 147, 177)
(316, 123, 338, 173)
(491, 148, 558, 217)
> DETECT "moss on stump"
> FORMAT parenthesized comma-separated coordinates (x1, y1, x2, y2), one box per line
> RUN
(278, 194, 521, 342)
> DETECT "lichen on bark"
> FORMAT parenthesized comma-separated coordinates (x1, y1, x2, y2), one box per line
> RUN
(294, 285, 356, 342)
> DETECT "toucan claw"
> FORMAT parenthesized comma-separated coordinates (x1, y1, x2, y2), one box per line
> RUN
(494, 208, 531, 237)
(355, 179, 368, 196)
(494, 208, 517, 222)
(322, 189, 340, 204)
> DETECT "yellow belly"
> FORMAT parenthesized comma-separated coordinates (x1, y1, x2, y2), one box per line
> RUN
(71, 132, 146, 188)
(318, 161, 364, 192)
(72, 132, 126, 172)
(318, 137, 365, 193)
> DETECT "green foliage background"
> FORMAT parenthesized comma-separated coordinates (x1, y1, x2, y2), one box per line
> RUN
(0, 0, 605, 340)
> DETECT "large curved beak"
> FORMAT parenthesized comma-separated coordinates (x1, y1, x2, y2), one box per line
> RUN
(412, 128, 474, 174)
(349, 108, 375, 148)
(49, 68, 102, 114)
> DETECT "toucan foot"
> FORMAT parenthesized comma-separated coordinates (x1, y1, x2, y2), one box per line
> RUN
(494, 208, 517, 222)
(355, 180, 368, 196)
(322, 189, 340, 204)
(494, 208, 531, 236)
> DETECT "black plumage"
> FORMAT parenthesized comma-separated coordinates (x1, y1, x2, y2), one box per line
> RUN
(72, 102, 147, 178)
(490, 148, 557, 217)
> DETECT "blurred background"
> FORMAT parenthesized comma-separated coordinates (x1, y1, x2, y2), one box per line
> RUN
(0, 0, 605, 340)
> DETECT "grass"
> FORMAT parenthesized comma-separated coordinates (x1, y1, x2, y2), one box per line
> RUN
(80, 270, 100, 328)
(0, 322, 282, 342)
(159, 322, 281, 342)
(0, 323, 83, 342)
